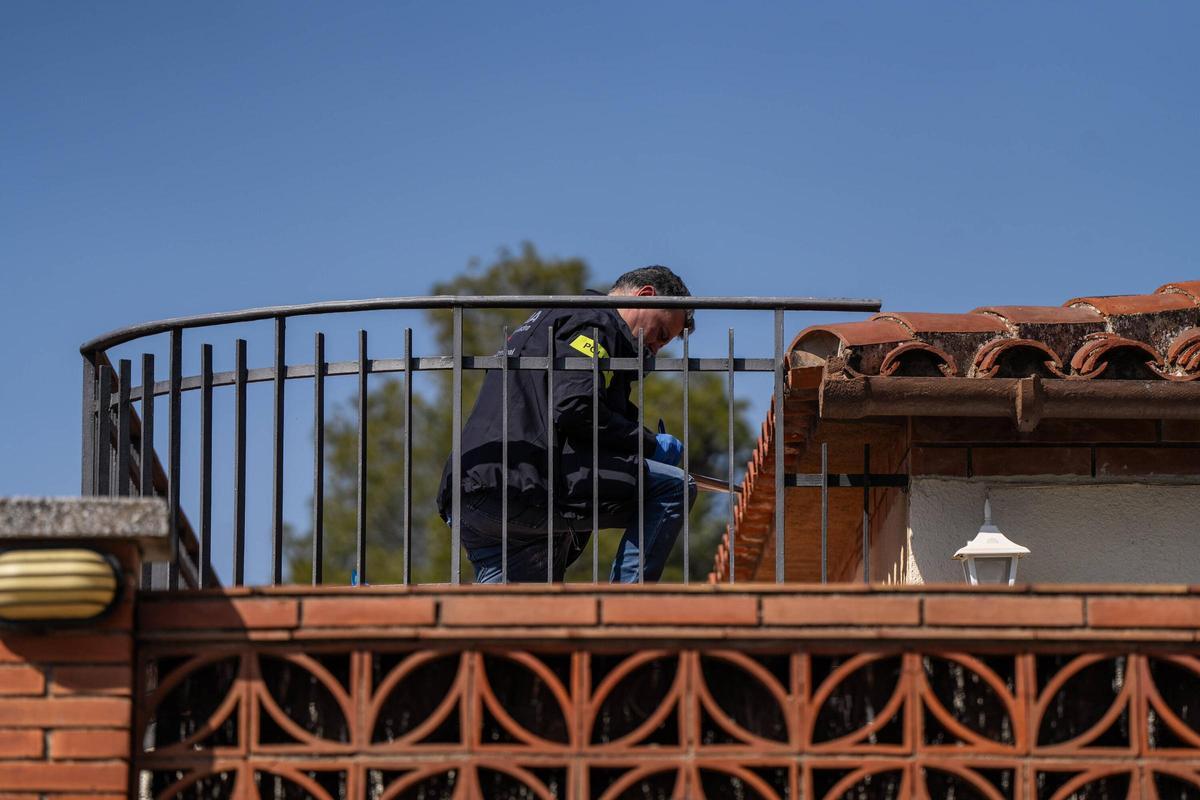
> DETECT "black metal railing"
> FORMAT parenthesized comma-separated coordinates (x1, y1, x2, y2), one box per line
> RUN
(81, 294, 881, 589)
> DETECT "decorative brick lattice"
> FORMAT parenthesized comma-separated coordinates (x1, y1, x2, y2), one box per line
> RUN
(136, 644, 1200, 799)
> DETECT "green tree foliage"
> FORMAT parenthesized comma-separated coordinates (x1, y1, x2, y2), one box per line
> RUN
(287, 243, 752, 584)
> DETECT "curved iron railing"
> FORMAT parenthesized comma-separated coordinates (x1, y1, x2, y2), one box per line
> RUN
(81, 294, 881, 589)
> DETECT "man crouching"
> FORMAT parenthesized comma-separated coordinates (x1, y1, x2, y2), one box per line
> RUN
(436, 265, 698, 583)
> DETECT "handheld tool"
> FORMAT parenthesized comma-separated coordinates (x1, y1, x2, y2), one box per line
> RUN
(657, 419, 741, 494)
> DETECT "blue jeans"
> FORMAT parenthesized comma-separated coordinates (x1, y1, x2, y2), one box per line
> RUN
(456, 460, 697, 583)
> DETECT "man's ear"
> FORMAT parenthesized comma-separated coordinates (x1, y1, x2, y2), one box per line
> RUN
(636, 285, 657, 297)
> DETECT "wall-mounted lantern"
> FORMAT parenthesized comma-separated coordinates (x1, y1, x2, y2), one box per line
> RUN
(953, 497, 1030, 586)
(0, 548, 121, 624)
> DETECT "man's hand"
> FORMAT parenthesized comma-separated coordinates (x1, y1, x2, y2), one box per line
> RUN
(653, 432, 683, 466)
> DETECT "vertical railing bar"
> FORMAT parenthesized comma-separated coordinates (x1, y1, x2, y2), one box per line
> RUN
(637, 328, 645, 584)
(96, 364, 112, 497)
(116, 359, 132, 497)
(501, 325, 509, 585)
(233, 340, 247, 587)
(140, 355, 155, 498)
(450, 306, 463, 584)
(402, 327, 413, 586)
(821, 441, 829, 584)
(356, 329, 368, 585)
(312, 333, 325, 586)
(139, 354, 155, 588)
(681, 328, 690, 585)
(591, 326, 599, 584)
(774, 308, 786, 583)
(167, 328, 182, 589)
(727, 328, 736, 584)
(270, 317, 285, 585)
(198, 344, 213, 589)
(546, 323, 556, 583)
(81, 355, 98, 495)
(863, 444, 871, 584)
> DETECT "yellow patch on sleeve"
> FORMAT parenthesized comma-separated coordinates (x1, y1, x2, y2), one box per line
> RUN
(569, 334, 607, 358)
(568, 334, 613, 386)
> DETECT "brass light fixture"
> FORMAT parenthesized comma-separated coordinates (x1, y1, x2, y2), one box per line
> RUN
(0, 548, 121, 623)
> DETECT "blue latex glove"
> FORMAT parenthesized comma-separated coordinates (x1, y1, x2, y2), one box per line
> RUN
(653, 432, 683, 466)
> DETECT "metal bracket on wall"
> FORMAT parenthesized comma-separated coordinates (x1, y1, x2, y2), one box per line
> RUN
(785, 473, 909, 488)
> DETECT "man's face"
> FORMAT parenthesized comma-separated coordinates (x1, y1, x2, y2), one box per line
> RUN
(637, 308, 687, 354)
(614, 286, 688, 354)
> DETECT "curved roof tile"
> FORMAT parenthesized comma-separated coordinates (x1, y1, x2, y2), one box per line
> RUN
(873, 311, 1006, 334)
(1158, 281, 1200, 305)
(1066, 293, 1196, 316)
(972, 305, 1103, 326)
(791, 318, 911, 350)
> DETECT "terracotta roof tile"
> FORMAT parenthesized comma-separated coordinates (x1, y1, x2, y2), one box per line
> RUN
(969, 306, 1105, 376)
(1158, 281, 1200, 305)
(790, 318, 911, 349)
(1070, 334, 1162, 380)
(879, 341, 957, 377)
(1167, 328, 1200, 366)
(1066, 292, 1199, 356)
(973, 338, 1068, 379)
(873, 311, 1006, 334)
(973, 305, 1103, 326)
(1066, 292, 1196, 316)
(791, 320, 913, 376)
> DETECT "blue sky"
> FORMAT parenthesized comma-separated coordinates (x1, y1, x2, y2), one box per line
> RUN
(3, 3, 1197, 581)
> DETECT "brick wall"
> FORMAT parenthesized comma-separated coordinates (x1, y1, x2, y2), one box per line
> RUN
(0, 544, 136, 799)
(130, 584, 1200, 798)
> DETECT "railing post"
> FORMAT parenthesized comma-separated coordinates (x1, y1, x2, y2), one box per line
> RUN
(139, 353, 156, 589)
(167, 328, 182, 588)
(233, 340, 247, 587)
(271, 317, 285, 585)
(96, 364, 112, 497)
(774, 308, 786, 583)
(80, 354, 98, 496)
(821, 441, 829, 584)
(681, 328, 689, 584)
(727, 328, 735, 583)
(198, 344, 213, 589)
(636, 329, 645, 584)
(117, 359, 132, 497)
(312, 333, 324, 586)
(402, 327, 413, 586)
(450, 305, 463, 584)
(356, 329, 368, 585)
(547, 324, 555, 582)
(502, 326, 510, 585)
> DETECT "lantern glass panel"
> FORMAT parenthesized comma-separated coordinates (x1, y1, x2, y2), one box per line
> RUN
(974, 556, 1013, 586)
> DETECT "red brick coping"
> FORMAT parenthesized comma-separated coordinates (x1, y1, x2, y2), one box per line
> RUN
(136, 583, 1200, 645)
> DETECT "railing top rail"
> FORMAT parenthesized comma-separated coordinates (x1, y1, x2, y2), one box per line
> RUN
(80, 294, 882, 354)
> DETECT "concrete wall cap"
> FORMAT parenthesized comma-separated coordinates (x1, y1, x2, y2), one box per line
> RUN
(0, 497, 169, 560)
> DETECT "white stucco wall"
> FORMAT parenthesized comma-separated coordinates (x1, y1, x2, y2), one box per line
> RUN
(907, 478, 1200, 584)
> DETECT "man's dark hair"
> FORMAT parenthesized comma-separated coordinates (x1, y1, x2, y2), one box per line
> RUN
(610, 265, 695, 333)
(611, 265, 691, 297)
